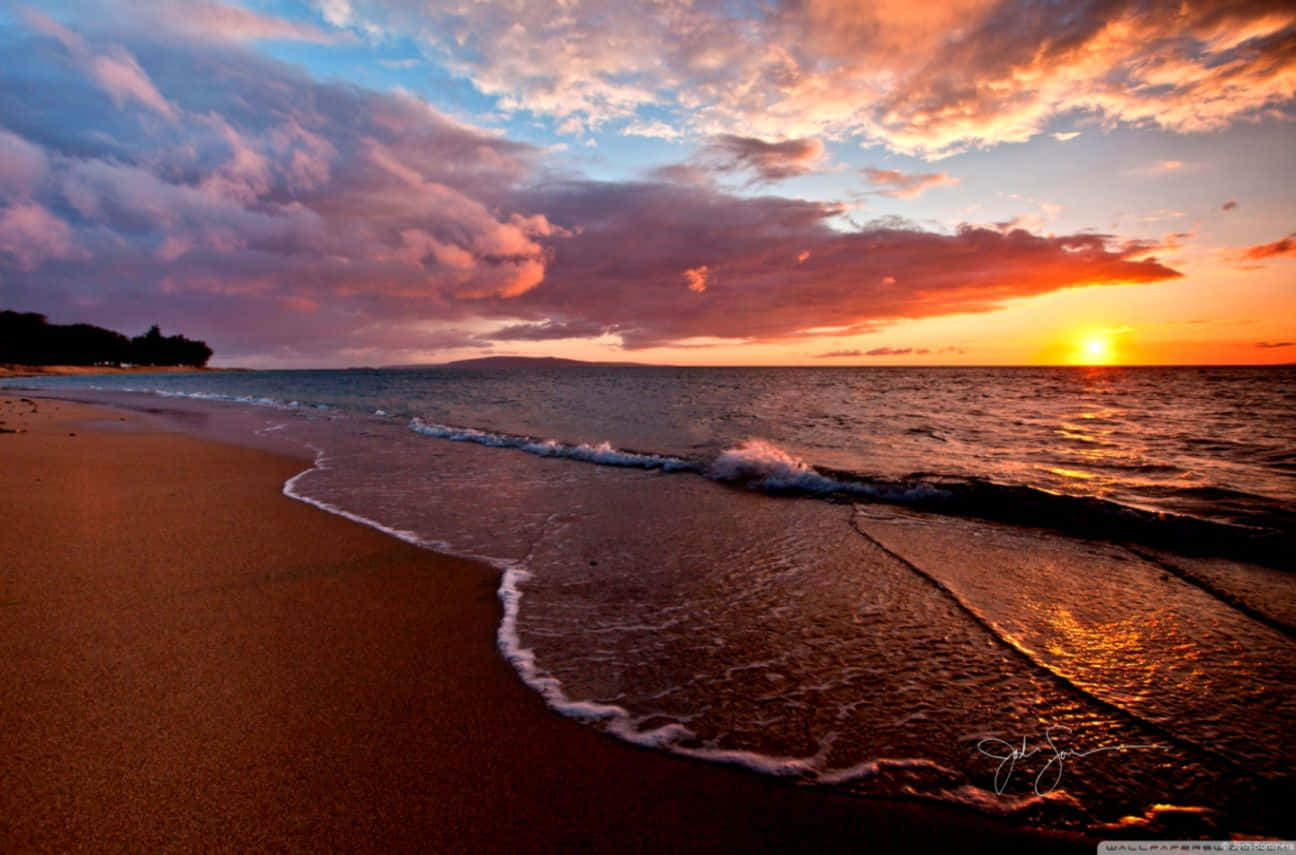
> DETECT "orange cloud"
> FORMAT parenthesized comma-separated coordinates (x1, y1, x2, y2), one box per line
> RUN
(1242, 233, 1296, 260)
(683, 265, 710, 293)
(864, 168, 959, 198)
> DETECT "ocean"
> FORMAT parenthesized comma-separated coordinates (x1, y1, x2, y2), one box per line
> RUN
(14, 364, 1295, 837)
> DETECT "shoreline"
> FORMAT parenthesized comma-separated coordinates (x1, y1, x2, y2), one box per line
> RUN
(0, 364, 240, 379)
(0, 396, 1091, 851)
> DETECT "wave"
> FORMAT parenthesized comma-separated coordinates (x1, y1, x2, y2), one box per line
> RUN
(18, 375, 1287, 569)
(404, 425, 1292, 568)
(408, 418, 695, 471)
(81, 384, 338, 412)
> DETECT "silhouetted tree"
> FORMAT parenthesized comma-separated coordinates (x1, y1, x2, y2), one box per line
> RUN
(0, 311, 212, 367)
(129, 325, 213, 367)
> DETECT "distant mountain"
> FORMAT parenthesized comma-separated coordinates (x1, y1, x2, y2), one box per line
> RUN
(382, 356, 646, 370)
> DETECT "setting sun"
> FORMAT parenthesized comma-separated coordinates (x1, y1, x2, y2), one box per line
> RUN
(1075, 333, 1115, 365)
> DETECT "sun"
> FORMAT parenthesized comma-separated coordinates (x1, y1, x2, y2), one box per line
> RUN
(1074, 332, 1115, 365)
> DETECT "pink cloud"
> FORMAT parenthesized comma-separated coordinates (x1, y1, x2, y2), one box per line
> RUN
(0, 202, 82, 271)
(0, 130, 48, 199)
(1125, 160, 1202, 177)
(864, 168, 959, 199)
(21, 8, 177, 119)
(90, 48, 178, 118)
(156, 0, 343, 43)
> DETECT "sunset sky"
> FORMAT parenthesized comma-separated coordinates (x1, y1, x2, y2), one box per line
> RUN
(0, 0, 1293, 367)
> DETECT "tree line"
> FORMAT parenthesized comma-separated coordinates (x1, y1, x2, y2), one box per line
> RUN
(0, 311, 213, 367)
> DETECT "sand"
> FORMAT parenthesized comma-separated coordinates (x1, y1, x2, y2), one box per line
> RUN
(0, 397, 1089, 852)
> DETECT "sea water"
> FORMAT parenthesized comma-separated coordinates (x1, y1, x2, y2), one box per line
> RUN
(14, 364, 1295, 836)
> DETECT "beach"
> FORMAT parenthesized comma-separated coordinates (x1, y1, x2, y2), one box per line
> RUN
(0, 396, 1090, 852)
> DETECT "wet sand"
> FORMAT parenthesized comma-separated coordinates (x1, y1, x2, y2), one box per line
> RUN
(0, 397, 1088, 852)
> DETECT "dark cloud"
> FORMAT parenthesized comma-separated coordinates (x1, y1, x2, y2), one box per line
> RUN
(1222, 200, 1239, 211)
(702, 135, 824, 182)
(815, 346, 932, 357)
(1256, 341, 1294, 349)
(482, 319, 615, 341)
(502, 180, 1181, 348)
(654, 135, 825, 185)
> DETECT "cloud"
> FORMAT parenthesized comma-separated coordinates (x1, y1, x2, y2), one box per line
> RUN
(21, 7, 179, 120)
(318, 0, 1296, 157)
(698, 135, 825, 182)
(864, 168, 960, 199)
(147, 0, 343, 43)
(0, 130, 48, 199)
(1241, 233, 1296, 260)
(816, 346, 932, 357)
(0, 11, 1185, 364)
(1222, 200, 1239, 211)
(624, 120, 683, 140)
(501, 181, 1181, 349)
(1052, 131, 1082, 142)
(481, 319, 614, 341)
(0, 201, 83, 271)
(1256, 341, 1294, 349)
(683, 265, 711, 293)
(1124, 160, 1205, 177)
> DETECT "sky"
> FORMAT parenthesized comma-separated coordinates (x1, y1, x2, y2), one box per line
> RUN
(0, 0, 1293, 367)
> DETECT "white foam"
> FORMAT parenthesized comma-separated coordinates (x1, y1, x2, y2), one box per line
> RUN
(282, 443, 435, 549)
(275, 440, 633, 732)
(817, 756, 961, 786)
(101, 385, 299, 410)
(709, 439, 844, 493)
(408, 417, 692, 471)
(709, 438, 951, 503)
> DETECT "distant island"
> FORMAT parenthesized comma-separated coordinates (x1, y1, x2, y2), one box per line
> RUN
(0, 310, 213, 368)
(382, 356, 645, 370)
